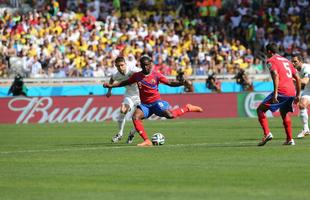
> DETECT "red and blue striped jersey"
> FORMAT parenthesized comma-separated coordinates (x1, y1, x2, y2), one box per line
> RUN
(127, 70, 169, 104)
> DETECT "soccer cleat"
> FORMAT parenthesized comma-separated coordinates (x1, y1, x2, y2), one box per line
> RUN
(111, 134, 122, 143)
(283, 139, 295, 146)
(186, 104, 203, 112)
(137, 139, 152, 147)
(296, 130, 310, 139)
(126, 129, 135, 144)
(258, 133, 273, 146)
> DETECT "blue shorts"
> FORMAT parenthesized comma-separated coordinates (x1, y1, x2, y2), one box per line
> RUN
(261, 92, 295, 113)
(138, 100, 171, 119)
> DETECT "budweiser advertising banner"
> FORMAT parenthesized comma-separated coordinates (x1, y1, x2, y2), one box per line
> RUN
(0, 94, 238, 124)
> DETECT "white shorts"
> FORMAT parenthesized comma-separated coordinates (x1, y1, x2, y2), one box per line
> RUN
(301, 91, 310, 102)
(122, 95, 140, 110)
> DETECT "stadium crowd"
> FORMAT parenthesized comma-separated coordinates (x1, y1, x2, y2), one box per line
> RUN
(0, 0, 309, 79)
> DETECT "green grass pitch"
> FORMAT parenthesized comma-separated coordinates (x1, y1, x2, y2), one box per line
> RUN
(1, 118, 310, 200)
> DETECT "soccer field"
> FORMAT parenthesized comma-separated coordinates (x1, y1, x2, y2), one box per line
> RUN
(0, 118, 310, 200)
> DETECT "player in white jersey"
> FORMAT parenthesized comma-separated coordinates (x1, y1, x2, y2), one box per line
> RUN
(292, 54, 310, 138)
(106, 56, 141, 143)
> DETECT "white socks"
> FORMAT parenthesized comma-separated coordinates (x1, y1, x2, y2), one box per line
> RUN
(300, 108, 309, 131)
(117, 113, 126, 136)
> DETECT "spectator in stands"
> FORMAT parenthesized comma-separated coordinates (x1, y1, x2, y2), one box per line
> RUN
(3, 40, 17, 69)
(302, 50, 310, 63)
(196, 65, 206, 75)
(29, 55, 44, 78)
(250, 58, 264, 74)
(82, 61, 94, 77)
(0, 57, 8, 78)
(50, 59, 67, 78)
(0, 0, 309, 80)
(154, 56, 170, 75)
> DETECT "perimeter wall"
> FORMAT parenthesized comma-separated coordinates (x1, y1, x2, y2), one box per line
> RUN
(0, 92, 299, 124)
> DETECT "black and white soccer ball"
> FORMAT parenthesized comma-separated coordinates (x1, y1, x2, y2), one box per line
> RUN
(151, 133, 165, 145)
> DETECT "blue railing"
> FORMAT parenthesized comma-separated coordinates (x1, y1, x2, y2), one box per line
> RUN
(1, 81, 274, 97)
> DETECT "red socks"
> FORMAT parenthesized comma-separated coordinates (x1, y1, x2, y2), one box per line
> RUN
(257, 110, 270, 136)
(258, 110, 293, 141)
(133, 119, 148, 140)
(282, 115, 292, 141)
(171, 106, 189, 118)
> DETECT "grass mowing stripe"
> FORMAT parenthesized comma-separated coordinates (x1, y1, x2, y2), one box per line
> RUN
(0, 141, 257, 155)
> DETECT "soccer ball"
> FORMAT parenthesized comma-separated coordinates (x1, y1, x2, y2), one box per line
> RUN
(151, 133, 165, 145)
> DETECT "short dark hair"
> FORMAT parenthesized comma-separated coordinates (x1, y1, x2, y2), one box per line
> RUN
(292, 53, 303, 62)
(140, 55, 152, 64)
(265, 43, 279, 54)
(115, 56, 125, 64)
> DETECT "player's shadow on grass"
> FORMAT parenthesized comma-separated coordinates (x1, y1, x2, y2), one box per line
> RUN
(240, 137, 283, 141)
(203, 144, 253, 148)
(56, 142, 131, 148)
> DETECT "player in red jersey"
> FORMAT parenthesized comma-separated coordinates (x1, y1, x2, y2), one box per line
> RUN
(103, 56, 203, 146)
(257, 43, 301, 146)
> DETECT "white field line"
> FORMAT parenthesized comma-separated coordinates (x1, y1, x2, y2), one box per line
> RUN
(0, 141, 256, 155)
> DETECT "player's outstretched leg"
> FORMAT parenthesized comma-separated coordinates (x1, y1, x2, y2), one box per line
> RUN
(186, 104, 203, 112)
(170, 104, 203, 118)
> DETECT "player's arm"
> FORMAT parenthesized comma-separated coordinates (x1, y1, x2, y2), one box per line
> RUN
(103, 79, 132, 88)
(270, 69, 279, 103)
(165, 79, 187, 87)
(293, 72, 301, 104)
(103, 73, 136, 88)
(106, 77, 114, 98)
(158, 73, 188, 87)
